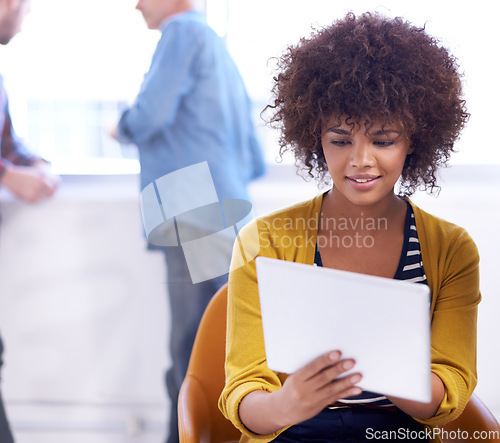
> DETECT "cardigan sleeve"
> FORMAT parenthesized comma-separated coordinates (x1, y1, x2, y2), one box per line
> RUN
(218, 218, 288, 442)
(218, 196, 322, 441)
(415, 214, 481, 426)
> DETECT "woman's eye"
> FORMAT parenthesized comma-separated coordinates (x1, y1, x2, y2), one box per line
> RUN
(374, 140, 395, 147)
(330, 140, 350, 146)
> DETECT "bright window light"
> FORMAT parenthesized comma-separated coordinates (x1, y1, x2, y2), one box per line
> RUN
(0, 0, 497, 172)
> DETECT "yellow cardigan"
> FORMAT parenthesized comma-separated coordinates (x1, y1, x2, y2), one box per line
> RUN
(219, 193, 481, 442)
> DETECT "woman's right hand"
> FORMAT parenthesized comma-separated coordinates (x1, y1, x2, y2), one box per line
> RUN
(239, 351, 362, 435)
(277, 350, 362, 425)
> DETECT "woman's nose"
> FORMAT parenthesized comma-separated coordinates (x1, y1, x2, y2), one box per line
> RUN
(350, 142, 375, 168)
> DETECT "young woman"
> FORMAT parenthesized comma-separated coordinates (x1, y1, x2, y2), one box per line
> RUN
(219, 12, 480, 442)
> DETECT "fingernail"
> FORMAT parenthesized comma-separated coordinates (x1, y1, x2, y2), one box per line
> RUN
(351, 387, 362, 396)
(329, 351, 340, 361)
(343, 360, 354, 370)
(350, 374, 361, 383)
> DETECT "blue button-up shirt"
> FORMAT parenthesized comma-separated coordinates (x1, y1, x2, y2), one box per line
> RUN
(117, 10, 265, 202)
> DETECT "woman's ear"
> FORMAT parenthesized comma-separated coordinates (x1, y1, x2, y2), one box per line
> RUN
(407, 145, 415, 155)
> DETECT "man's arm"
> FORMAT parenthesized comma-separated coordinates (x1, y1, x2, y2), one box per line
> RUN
(116, 21, 201, 145)
(0, 103, 38, 166)
(0, 97, 59, 203)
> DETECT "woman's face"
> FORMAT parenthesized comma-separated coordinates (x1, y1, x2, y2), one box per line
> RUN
(321, 116, 413, 208)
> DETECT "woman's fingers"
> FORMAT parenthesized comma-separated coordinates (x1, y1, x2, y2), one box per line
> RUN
(278, 351, 363, 424)
(294, 350, 342, 382)
(296, 351, 360, 390)
(315, 358, 358, 388)
(325, 372, 363, 398)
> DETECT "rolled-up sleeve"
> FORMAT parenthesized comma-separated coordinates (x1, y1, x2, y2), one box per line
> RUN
(218, 220, 288, 442)
(418, 226, 481, 426)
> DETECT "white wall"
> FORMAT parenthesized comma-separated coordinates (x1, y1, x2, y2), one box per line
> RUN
(0, 174, 169, 442)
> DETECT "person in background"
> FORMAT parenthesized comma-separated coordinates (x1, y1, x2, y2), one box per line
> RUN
(109, 0, 265, 441)
(0, 0, 60, 441)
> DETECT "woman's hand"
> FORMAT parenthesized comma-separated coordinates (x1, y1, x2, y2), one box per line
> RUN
(239, 350, 362, 435)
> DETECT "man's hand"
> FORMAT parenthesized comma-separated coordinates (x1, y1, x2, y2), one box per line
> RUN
(1, 162, 60, 203)
(107, 124, 119, 141)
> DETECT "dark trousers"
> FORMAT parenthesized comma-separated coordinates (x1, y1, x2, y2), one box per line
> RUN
(0, 337, 14, 443)
(272, 407, 430, 442)
(163, 247, 227, 443)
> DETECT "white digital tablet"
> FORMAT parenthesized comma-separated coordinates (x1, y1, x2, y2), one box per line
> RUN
(255, 256, 431, 403)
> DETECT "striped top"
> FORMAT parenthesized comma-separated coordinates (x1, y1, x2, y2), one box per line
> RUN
(393, 204, 428, 284)
(314, 201, 428, 408)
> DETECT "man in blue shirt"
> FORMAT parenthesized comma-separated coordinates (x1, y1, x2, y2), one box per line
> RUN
(111, 0, 265, 441)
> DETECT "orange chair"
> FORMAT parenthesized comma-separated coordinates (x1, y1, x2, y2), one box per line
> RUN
(178, 283, 500, 442)
(178, 283, 240, 443)
(440, 394, 500, 442)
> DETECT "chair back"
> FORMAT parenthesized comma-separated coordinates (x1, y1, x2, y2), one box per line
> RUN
(178, 283, 241, 443)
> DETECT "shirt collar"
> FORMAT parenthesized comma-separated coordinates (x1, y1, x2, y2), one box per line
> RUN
(160, 10, 205, 31)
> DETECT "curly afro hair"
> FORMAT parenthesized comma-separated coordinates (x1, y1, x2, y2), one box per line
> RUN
(268, 12, 469, 195)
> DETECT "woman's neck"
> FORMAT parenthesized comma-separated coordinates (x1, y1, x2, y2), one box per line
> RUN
(322, 187, 406, 222)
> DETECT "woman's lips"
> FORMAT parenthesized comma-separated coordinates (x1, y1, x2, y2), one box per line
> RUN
(346, 175, 381, 190)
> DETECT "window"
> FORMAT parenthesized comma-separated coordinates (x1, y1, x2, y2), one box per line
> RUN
(1, 0, 498, 174)
(0, 0, 157, 173)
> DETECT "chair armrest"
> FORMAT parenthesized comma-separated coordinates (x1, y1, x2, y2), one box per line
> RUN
(440, 394, 500, 442)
